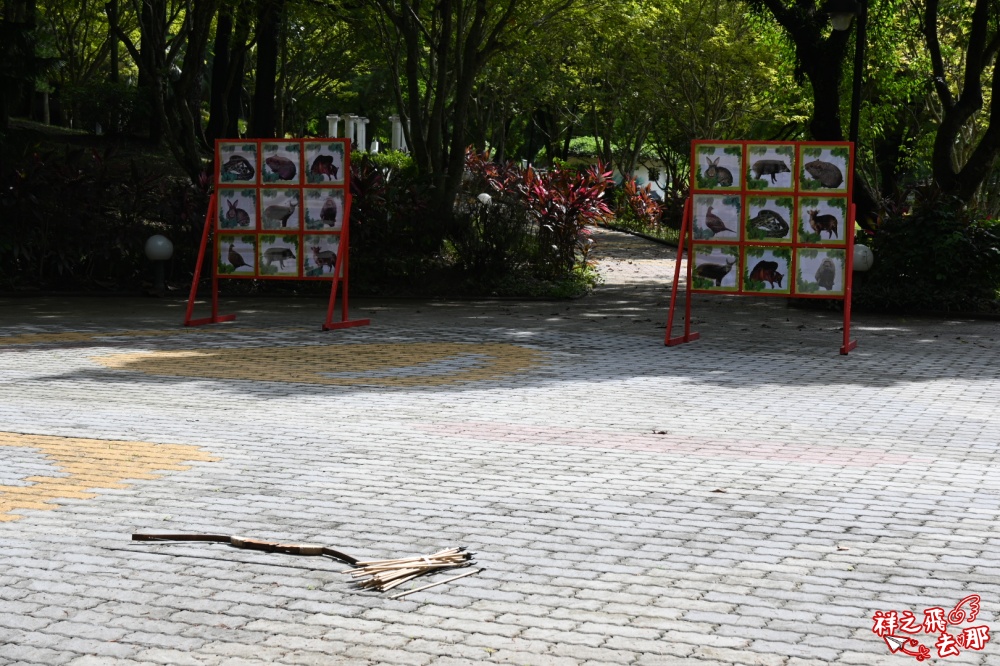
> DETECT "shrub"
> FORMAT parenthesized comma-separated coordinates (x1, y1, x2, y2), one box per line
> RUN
(858, 187, 1000, 312)
(610, 177, 663, 232)
(0, 145, 207, 290)
(524, 162, 613, 277)
(450, 151, 536, 282)
(348, 153, 437, 287)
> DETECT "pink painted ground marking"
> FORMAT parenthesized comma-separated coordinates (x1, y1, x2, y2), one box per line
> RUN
(418, 422, 929, 467)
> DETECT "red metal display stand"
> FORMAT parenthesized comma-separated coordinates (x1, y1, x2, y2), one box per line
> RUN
(184, 138, 370, 331)
(664, 140, 857, 355)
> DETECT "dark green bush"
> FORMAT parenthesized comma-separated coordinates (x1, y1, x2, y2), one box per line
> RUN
(857, 189, 1000, 312)
(348, 154, 442, 290)
(0, 144, 208, 290)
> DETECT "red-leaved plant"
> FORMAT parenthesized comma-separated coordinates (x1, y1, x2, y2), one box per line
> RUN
(621, 178, 663, 228)
(524, 163, 613, 275)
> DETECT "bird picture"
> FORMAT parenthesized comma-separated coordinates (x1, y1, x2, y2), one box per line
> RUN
(228, 243, 249, 270)
(704, 206, 734, 236)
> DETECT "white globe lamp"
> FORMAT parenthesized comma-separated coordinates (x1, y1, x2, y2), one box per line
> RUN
(853, 244, 874, 272)
(144, 235, 174, 295)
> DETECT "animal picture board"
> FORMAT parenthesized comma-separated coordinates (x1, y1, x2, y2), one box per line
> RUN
(686, 140, 853, 298)
(667, 140, 857, 354)
(210, 139, 350, 280)
(186, 138, 368, 331)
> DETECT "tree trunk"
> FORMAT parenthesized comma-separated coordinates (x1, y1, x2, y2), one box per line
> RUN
(138, 0, 166, 143)
(251, 0, 283, 138)
(206, 8, 232, 142)
(925, 0, 1000, 203)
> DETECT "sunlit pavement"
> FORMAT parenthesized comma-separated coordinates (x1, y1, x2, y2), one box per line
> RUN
(1, 227, 998, 665)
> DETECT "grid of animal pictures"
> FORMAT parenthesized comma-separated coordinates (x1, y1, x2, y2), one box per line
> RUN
(303, 235, 341, 278)
(304, 142, 346, 185)
(693, 143, 742, 191)
(687, 140, 853, 299)
(218, 189, 257, 230)
(796, 248, 846, 296)
(745, 143, 795, 192)
(213, 139, 349, 280)
(744, 196, 793, 243)
(218, 234, 256, 276)
(217, 142, 258, 185)
(798, 144, 849, 194)
(692, 195, 740, 240)
(692, 245, 740, 292)
(304, 189, 345, 231)
(261, 141, 302, 184)
(798, 197, 848, 244)
(742, 246, 791, 295)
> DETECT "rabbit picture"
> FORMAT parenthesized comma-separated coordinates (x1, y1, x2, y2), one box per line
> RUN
(225, 200, 251, 227)
(705, 157, 734, 187)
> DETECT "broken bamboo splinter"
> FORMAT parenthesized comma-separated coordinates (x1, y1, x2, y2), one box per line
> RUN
(343, 547, 476, 592)
(130, 533, 476, 595)
(389, 569, 483, 600)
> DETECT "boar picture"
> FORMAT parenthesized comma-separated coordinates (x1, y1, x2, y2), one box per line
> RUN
(263, 247, 296, 270)
(751, 159, 790, 184)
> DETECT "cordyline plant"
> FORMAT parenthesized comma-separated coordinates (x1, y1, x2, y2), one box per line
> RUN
(524, 163, 614, 276)
(465, 149, 524, 200)
(621, 178, 663, 228)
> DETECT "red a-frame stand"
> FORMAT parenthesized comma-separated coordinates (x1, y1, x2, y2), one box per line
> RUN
(183, 195, 370, 330)
(184, 138, 369, 331)
(664, 139, 857, 355)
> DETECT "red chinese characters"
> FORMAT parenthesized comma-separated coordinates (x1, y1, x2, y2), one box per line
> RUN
(870, 595, 988, 660)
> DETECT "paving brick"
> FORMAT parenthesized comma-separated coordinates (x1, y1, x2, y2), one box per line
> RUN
(2, 228, 1000, 665)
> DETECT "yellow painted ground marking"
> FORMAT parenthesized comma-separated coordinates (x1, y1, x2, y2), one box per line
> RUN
(93, 342, 545, 387)
(0, 433, 219, 522)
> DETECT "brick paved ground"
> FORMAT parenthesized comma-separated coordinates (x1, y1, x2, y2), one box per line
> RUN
(1, 227, 999, 665)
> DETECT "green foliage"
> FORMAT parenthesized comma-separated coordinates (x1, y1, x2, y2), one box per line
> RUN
(858, 189, 1000, 312)
(0, 143, 209, 290)
(367, 150, 417, 177)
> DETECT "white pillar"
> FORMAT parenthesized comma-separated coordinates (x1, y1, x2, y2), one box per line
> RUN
(351, 115, 361, 148)
(343, 114, 356, 148)
(326, 114, 340, 138)
(359, 118, 369, 152)
(389, 115, 401, 150)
